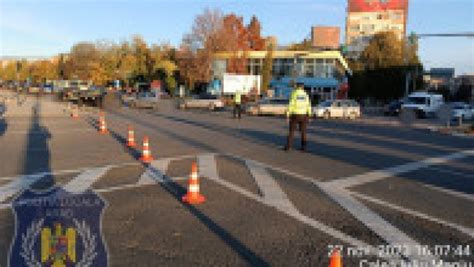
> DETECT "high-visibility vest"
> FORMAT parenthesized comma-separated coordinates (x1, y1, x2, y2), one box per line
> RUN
(287, 88, 311, 116)
(235, 92, 242, 104)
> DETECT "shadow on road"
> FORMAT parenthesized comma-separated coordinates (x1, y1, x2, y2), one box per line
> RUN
(22, 99, 54, 189)
(90, 110, 269, 266)
(148, 166, 270, 266)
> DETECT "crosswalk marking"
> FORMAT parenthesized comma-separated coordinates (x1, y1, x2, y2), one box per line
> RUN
(63, 167, 110, 194)
(197, 154, 219, 179)
(138, 159, 170, 185)
(246, 160, 299, 215)
(325, 149, 474, 188)
(196, 154, 387, 259)
(0, 174, 45, 202)
(319, 183, 433, 262)
(350, 191, 474, 238)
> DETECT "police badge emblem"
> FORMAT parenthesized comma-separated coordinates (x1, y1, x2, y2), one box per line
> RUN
(9, 187, 108, 267)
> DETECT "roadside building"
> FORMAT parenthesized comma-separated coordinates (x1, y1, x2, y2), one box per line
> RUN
(345, 0, 409, 58)
(212, 50, 351, 101)
(423, 68, 455, 92)
(453, 74, 474, 103)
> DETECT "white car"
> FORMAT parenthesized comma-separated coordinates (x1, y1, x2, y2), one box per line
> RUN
(451, 102, 473, 120)
(246, 98, 289, 116)
(180, 94, 224, 111)
(401, 92, 444, 118)
(129, 91, 159, 109)
(313, 99, 361, 119)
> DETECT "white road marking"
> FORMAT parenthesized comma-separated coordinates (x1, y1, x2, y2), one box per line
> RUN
(138, 159, 170, 185)
(0, 154, 197, 182)
(63, 167, 110, 194)
(326, 150, 474, 188)
(350, 191, 474, 238)
(0, 174, 45, 202)
(197, 154, 219, 179)
(421, 184, 474, 202)
(428, 166, 474, 179)
(246, 160, 299, 215)
(319, 183, 434, 262)
(96, 177, 188, 194)
(196, 154, 390, 259)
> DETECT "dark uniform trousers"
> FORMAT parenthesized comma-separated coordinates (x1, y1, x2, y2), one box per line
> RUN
(233, 104, 242, 119)
(286, 114, 308, 149)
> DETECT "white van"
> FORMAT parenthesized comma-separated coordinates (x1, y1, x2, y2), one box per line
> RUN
(401, 92, 444, 118)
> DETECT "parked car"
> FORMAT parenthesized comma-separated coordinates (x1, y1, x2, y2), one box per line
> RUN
(246, 98, 289, 116)
(129, 91, 159, 109)
(450, 102, 473, 120)
(121, 92, 137, 105)
(313, 99, 361, 119)
(42, 84, 53, 94)
(28, 86, 41, 94)
(179, 94, 224, 111)
(384, 99, 404, 116)
(401, 92, 444, 118)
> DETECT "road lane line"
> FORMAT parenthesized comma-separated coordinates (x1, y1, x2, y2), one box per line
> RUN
(138, 159, 170, 185)
(246, 160, 299, 215)
(63, 167, 110, 194)
(319, 184, 435, 262)
(197, 153, 219, 179)
(195, 154, 395, 259)
(0, 154, 197, 182)
(326, 149, 474, 188)
(421, 184, 474, 202)
(428, 166, 474, 179)
(350, 192, 474, 238)
(96, 177, 188, 194)
(0, 174, 45, 202)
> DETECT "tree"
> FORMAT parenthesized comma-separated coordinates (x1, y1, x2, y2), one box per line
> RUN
(131, 35, 152, 81)
(177, 8, 225, 89)
(261, 44, 274, 95)
(68, 42, 100, 80)
(1, 61, 17, 81)
(349, 31, 423, 101)
(287, 39, 312, 51)
(30, 60, 58, 83)
(117, 41, 136, 86)
(247, 16, 265, 50)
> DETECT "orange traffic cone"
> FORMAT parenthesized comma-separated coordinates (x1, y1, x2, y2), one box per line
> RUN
(99, 112, 108, 134)
(127, 125, 136, 147)
(182, 162, 206, 205)
(71, 106, 79, 119)
(139, 136, 154, 163)
(329, 248, 342, 267)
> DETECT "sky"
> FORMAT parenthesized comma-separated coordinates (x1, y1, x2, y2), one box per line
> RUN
(0, 0, 473, 75)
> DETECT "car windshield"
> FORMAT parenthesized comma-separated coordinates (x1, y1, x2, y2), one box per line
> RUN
(269, 99, 288, 105)
(200, 95, 217, 99)
(407, 97, 427, 105)
(320, 101, 332, 107)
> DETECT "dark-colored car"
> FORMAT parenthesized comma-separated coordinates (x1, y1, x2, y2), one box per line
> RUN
(384, 100, 404, 116)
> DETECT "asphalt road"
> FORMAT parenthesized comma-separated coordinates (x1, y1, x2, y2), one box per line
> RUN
(0, 91, 473, 266)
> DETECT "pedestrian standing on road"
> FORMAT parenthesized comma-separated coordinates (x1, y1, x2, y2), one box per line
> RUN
(285, 83, 312, 151)
(233, 90, 243, 119)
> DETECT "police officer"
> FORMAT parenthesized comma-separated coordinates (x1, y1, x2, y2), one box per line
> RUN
(285, 83, 312, 151)
(233, 90, 242, 119)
